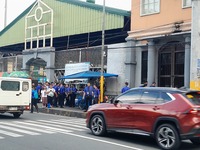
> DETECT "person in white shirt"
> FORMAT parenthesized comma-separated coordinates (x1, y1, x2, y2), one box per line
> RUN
(46, 84, 56, 108)
(41, 86, 47, 108)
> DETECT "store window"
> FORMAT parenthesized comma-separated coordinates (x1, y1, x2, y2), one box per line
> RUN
(182, 0, 191, 8)
(141, 0, 160, 16)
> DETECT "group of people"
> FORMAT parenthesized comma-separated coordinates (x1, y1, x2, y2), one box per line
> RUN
(31, 81, 100, 113)
(31, 80, 157, 112)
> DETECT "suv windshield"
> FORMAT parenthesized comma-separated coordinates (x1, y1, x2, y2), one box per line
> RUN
(185, 91, 200, 105)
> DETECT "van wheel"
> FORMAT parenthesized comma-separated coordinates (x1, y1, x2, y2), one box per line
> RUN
(155, 124, 180, 150)
(190, 137, 200, 145)
(13, 113, 21, 118)
(90, 115, 106, 136)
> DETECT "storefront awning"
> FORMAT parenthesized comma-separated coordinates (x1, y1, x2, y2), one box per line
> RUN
(60, 71, 118, 79)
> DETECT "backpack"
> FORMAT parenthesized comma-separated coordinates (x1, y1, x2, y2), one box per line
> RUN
(33, 90, 39, 99)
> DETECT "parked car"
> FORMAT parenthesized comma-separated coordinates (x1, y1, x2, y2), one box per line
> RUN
(0, 77, 31, 118)
(86, 87, 200, 150)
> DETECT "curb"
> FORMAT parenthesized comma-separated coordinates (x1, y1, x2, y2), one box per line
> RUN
(38, 108, 87, 118)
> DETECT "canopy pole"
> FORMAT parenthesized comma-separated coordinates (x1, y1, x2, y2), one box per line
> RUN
(100, 76, 104, 103)
(100, 0, 105, 103)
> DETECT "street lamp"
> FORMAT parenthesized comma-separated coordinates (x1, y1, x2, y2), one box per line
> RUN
(100, 0, 105, 103)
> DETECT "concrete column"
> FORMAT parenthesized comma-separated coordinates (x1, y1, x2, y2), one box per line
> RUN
(184, 36, 191, 88)
(125, 37, 136, 88)
(22, 52, 32, 72)
(45, 48, 55, 82)
(147, 40, 156, 86)
(135, 42, 142, 87)
(45, 68, 55, 82)
(190, 0, 200, 90)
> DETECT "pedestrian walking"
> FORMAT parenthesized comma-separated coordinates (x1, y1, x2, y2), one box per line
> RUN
(41, 86, 47, 108)
(46, 84, 56, 108)
(93, 85, 100, 104)
(121, 82, 130, 93)
(83, 82, 94, 112)
(31, 86, 39, 113)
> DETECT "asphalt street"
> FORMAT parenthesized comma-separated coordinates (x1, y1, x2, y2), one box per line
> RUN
(0, 112, 199, 150)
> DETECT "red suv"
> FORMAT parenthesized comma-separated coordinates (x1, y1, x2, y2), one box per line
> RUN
(86, 87, 200, 150)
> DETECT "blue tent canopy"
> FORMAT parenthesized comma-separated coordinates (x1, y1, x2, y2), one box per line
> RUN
(60, 71, 118, 79)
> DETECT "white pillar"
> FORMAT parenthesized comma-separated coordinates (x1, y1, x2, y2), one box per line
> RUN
(135, 43, 142, 87)
(147, 40, 156, 86)
(125, 37, 136, 88)
(184, 36, 190, 88)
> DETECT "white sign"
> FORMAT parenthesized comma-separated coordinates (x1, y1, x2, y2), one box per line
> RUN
(65, 62, 90, 82)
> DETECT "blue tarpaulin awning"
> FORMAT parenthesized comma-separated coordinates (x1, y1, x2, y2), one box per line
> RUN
(59, 71, 118, 79)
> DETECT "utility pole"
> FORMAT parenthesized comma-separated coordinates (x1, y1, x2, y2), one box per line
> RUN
(4, 0, 7, 28)
(100, 0, 105, 103)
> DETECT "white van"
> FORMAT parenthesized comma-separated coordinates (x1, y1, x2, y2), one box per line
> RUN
(0, 77, 31, 118)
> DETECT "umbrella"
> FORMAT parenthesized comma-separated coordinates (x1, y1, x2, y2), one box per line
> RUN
(9, 71, 29, 78)
(60, 71, 118, 79)
(0, 72, 9, 77)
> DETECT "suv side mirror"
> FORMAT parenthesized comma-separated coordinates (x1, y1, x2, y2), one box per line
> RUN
(113, 99, 120, 105)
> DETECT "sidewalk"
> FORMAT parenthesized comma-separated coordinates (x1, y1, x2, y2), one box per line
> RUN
(37, 103, 87, 118)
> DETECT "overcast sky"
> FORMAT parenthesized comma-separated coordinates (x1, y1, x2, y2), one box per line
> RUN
(0, 0, 131, 31)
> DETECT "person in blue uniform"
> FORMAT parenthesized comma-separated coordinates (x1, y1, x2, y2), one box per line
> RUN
(121, 82, 130, 93)
(150, 82, 156, 87)
(70, 84, 77, 107)
(53, 83, 59, 107)
(36, 82, 42, 102)
(58, 83, 65, 108)
(140, 81, 148, 87)
(31, 86, 39, 113)
(65, 84, 71, 106)
(83, 82, 94, 111)
(93, 85, 100, 104)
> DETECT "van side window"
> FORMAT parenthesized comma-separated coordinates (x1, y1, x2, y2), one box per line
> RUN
(22, 82, 29, 91)
(1, 81, 20, 91)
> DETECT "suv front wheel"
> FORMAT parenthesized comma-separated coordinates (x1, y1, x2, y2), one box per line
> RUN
(155, 124, 180, 150)
(90, 115, 106, 136)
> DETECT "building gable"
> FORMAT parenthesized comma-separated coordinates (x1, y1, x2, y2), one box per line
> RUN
(0, 0, 130, 48)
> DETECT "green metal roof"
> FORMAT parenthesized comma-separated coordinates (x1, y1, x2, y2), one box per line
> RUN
(0, 0, 130, 47)
(57, 0, 130, 17)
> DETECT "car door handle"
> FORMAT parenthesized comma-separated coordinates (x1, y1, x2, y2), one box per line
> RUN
(153, 106, 160, 111)
(16, 92, 22, 96)
(126, 105, 132, 109)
